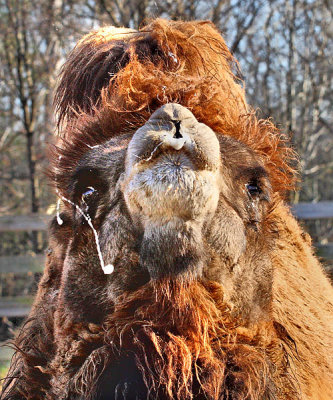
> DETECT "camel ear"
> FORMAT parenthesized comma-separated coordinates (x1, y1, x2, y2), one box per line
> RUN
(54, 27, 138, 127)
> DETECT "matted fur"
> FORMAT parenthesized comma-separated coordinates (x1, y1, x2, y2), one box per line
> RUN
(2, 18, 333, 400)
(45, 279, 297, 400)
(54, 19, 296, 195)
(55, 20, 247, 126)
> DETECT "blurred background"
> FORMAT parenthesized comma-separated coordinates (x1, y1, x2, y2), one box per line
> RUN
(0, 0, 332, 379)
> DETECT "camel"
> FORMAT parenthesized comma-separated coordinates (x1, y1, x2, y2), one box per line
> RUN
(2, 19, 333, 400)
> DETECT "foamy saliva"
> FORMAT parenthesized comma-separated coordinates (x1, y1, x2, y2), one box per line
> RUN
(56, 190, 114, 275)
(56, 199, 64, 225)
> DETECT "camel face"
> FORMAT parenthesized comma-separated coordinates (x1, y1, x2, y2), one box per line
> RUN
(120, 103, 271, 281)
(123, 103, 222, 279)
(60, 103, 273, 326)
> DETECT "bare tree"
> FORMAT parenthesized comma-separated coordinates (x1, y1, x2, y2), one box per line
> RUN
(0, 0, 67, 249)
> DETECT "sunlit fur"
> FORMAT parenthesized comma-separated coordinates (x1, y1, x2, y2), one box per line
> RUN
(54, 19, 296, 195)
(2, 19, 333, 400)
(45, 279, 297, 400)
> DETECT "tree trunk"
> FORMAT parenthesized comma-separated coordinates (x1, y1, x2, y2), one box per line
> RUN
(26, 130, 39, 252)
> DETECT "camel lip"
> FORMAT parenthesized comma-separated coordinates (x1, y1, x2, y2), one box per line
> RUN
(131, 147, 219, 178)
(122, 161, 220, 228)
(130, 138, 198, 170)
(136, 150, 196, 171)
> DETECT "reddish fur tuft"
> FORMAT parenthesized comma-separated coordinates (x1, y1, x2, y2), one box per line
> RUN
(46, 280, 297, 399)
(53, 19, 296, 195)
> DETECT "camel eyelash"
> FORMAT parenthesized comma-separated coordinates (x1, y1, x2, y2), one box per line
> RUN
(246, 182, 261, 196)
(245, 179, 271, 203)
(81, 186, 97, 203)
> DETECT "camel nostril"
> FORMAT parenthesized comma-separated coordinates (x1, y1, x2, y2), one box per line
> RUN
(172, 120, 183, 139)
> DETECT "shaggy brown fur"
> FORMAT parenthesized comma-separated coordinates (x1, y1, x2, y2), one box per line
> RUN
(2, 18, 333, 400)
(47, 280, 297, 400)
(54, 19, 295, 195)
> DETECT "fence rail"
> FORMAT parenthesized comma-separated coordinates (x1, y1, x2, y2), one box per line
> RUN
(0, 255, 45, 274)
(291, 201, 333, 220)
(0, 296, 34, 317)
(1, 201, 332, 318)
(0, 214, 50, 232)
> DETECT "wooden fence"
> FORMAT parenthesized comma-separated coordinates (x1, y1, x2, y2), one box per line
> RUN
(0, 202, 333, 318)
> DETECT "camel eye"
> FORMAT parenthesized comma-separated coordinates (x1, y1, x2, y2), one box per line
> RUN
(246, 182, 260, 197)
(81, 186, 96, 203)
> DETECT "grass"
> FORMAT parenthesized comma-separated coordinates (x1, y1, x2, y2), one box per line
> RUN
(0, 361, 10, 390)
(0, 344, 14, 390)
